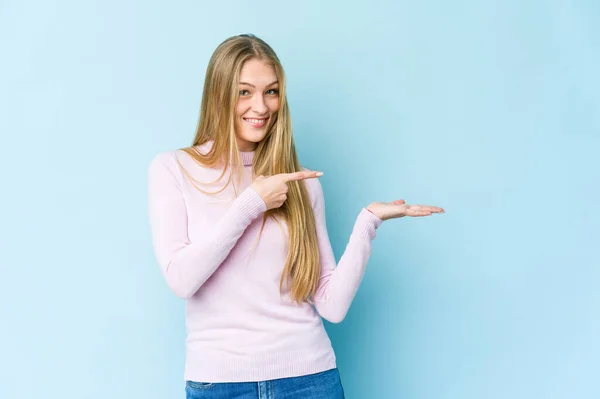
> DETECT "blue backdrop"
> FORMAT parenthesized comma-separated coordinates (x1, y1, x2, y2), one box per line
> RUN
(1, 1, 598, 398)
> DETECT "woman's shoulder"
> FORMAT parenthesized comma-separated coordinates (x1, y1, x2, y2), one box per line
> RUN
(149, 141, 213, 168)
(148, 144, 212, 182)
(148, 148, 184, 171)
(149, 149, 177, 171)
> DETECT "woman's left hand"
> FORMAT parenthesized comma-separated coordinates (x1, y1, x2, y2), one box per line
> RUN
(366, 200, 445, 221)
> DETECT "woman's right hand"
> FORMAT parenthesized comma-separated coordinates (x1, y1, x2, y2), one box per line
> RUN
(251, 170, 323, 210)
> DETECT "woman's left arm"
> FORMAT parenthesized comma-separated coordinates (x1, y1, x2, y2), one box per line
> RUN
(309, 178, 383, 324)
(309, 177, 444, 323)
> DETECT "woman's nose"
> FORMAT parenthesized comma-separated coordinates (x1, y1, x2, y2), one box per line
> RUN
(251, 94, 268, 113)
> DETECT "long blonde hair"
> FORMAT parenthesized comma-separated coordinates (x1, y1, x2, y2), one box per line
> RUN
(179, 34, 320, 305)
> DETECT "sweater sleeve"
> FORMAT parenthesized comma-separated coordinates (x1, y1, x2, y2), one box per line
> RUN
(147, 152, 267, 299)
(309, 178, 383, 323)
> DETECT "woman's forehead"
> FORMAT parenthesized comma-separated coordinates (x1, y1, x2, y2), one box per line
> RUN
(239, 59, 278, 85)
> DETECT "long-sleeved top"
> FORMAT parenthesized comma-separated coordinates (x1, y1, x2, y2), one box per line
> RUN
(147, 140, 382, 383)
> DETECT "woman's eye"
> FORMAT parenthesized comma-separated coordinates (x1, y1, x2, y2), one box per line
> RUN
(239, 89, 250, 96)
(266, 89, 279, 95)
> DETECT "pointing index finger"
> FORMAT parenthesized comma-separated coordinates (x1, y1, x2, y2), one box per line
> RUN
(281, 170, 323, 182)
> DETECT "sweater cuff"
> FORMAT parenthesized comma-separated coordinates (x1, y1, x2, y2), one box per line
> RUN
(352, 208, 383, 240)
(235, 187, 268, 223)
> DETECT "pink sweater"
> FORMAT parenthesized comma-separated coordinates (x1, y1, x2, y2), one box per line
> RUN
(147, 141, 382, 383)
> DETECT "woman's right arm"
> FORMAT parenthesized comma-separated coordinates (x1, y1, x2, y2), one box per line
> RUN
(147, 152, 266, 299)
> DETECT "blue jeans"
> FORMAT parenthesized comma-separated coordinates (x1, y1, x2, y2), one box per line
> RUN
(185, 368, 345, 399)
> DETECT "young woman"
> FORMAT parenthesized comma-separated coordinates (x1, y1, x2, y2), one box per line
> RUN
(148, 34, 444, 399)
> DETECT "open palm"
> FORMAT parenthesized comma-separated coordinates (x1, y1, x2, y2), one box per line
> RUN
(367, 199, 445, 221)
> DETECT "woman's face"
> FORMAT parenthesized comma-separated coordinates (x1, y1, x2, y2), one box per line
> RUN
(234, 58, 280, 151)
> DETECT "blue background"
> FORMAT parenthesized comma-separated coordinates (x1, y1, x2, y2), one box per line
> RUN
(1, 1, 598, 398)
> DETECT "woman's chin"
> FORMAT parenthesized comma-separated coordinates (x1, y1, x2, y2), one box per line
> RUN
(236, 135, 265, 151)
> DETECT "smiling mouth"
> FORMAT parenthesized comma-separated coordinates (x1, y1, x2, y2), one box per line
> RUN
(243, 117, 269, 128)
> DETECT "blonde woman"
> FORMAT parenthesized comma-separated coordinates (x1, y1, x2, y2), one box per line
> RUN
(148, 33, 444, 399)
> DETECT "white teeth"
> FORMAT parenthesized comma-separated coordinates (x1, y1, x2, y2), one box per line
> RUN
(245, 118, 266, 124)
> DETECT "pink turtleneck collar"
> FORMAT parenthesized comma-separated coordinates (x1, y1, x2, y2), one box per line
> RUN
(239, 150, 254, 167)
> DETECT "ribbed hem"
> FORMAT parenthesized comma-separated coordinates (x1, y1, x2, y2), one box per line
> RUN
(234, 187, 267, 223)
(184, 348, 336, 382)
(353, 208, 383, 240)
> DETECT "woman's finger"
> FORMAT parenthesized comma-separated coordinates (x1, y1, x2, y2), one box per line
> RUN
(427, 206, 444, 213)
(407, 204, 444, 213)
(406, 209, 432, 217)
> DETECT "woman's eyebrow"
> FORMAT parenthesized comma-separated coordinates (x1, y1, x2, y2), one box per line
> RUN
(239, 81, 279, 88)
